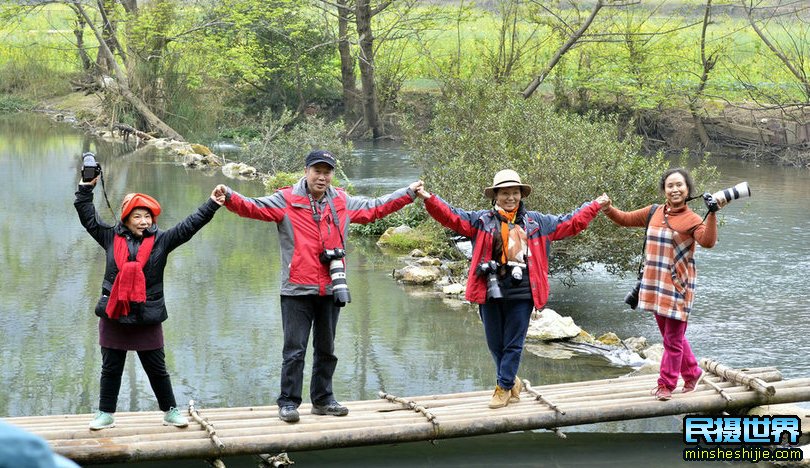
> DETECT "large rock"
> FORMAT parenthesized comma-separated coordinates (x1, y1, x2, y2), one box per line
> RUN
(623, 336, 648, 353)
(394, 265, 442, 284)
(442, 283, 465, 295)
(526, 308, 582, 341)
(524, 342, 577, 360)
(416, 257, 441, 266)
(596, 332, 621, 346)
(222, 162, 257, 179)
(640, 343, 664, 362)
(379, 225, 414, 246)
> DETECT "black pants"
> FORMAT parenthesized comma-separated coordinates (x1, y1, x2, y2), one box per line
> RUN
(99, 347, 177, 413)
(277, 295, 340, 408)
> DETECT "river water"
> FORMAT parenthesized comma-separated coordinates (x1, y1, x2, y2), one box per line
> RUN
(0, 114, 808, 466)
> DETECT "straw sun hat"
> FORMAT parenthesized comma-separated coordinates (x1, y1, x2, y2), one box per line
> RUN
(483, 169, 532, 199)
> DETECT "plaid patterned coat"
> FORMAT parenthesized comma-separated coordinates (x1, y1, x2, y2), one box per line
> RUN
(605, 203, 717, 321)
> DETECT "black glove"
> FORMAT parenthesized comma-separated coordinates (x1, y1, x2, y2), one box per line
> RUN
(702, 192, 719, 213)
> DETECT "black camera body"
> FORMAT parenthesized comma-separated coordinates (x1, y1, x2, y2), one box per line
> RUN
(321, 248, 351, 307)
(319, 248, 346, 264)
(624, 281, 641, 309)
(476, 260, 503, 300)
(81, 152, 102, 182)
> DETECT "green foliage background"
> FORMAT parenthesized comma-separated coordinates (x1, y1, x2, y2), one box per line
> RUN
(408, 80, 717, 279)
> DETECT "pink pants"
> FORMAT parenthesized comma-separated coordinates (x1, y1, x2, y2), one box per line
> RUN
(655, 314, 701, 390)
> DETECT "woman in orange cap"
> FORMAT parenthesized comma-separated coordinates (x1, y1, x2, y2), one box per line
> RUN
(74, 174, 224, 430)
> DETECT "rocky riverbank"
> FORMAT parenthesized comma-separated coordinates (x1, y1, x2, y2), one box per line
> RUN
(388, 247, 665, 370)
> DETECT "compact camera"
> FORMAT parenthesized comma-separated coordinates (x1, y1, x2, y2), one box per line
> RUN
(81, 152, 102, 182)
(320, 248, 351, 307)
(476, 260, 503, 300)
(506, 261, 525, 285)
(624, 281, 641, 309)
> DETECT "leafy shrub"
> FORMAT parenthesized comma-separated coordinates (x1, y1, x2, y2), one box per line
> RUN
(242, 109, 356, 175)
(350, 202, 427, 237)
(264, 171, 351, 193)
(0, 95, 33, 113)
(407, 79, 716, 280)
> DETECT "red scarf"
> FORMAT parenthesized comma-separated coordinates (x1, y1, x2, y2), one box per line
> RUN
(105, 234, 155, 319)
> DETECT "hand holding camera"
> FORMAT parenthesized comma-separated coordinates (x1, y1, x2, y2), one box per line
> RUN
(702, 193, 719, 213)
(81, 152, 102, 184)
(476, 260, 503, 300)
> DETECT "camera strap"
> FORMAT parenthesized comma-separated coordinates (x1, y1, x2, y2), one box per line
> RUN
(307, 188, 346, 251)
(99, 172, 117, 220)
(636, 204, 658, 280)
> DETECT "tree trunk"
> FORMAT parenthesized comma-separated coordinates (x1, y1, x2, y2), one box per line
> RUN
(70, 8, 93, 72)
(70, 0, 183, 141)
(355, 0, 382, 139)
(337, 0, 358, 122)
(689, 0, 714, 148)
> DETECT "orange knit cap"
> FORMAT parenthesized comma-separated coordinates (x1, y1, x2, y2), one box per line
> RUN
(120, 193, 162, 221)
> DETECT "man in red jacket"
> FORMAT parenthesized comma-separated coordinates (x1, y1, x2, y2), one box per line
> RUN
(214, 150, 422, 423)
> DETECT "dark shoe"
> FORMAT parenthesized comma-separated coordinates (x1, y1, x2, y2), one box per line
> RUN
(311, 401, 349, 416)
(278, 405, 300, 423)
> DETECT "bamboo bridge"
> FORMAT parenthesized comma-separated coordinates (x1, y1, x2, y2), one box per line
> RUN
(4, 359, 810, 466)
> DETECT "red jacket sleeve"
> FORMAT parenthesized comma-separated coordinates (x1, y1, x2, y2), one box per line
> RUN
(224, 190, 286, 223)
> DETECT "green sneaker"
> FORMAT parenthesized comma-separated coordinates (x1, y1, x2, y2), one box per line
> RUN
(163, 407, 188, 427)
(89, 411, 115, 430)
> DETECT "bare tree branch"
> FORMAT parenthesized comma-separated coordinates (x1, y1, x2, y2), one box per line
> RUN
(521, 0, 605, 98)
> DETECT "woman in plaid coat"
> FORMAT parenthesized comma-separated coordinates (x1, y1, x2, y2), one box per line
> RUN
(602, 168, 717, 401)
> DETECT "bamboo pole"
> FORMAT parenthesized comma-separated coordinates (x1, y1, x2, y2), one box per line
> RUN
(523, 379, 565, 415)
(44, 383, 810, 463)
(377, 391, 438, 427)
(700, 359, 778, 396)
(189, 400, 225, 451)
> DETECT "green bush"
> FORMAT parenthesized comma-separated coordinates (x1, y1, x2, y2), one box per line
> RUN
(242, 109, 356, 175)
(375, 221, 462, 258)
(0, 95, 33, 113)
(263, 171, 352, 194)
(407, 79, 716, 280)
(350, 202, 427, 237)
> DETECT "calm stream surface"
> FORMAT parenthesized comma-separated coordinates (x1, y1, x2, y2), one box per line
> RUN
(1, 113, 808, 466)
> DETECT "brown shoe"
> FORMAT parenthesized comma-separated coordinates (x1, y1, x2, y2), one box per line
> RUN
(489, 385, 511, 409)
(509, 377, 522, 403)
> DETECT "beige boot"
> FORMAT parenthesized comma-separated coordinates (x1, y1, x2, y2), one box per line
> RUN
(488, 385, 511, 409)
(509, 376, 522, 403)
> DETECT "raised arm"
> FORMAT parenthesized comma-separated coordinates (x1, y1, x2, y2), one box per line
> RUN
(161, 193, 222, 252)
(602, 204, 656, 228)
(691, 212, 717, 248)
(74, 179, 113, 248)
(421, 193, 483, 239)
(217, 184, 286, 223)
(537, 200, 602, 242)
(345, 181, 420, 225)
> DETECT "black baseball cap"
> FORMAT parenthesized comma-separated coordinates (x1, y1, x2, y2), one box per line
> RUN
(305, 150, 336, 168)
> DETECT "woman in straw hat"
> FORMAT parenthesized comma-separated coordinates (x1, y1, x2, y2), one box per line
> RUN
(415, 170, 609, 409)
(74, 175, 224, 430)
